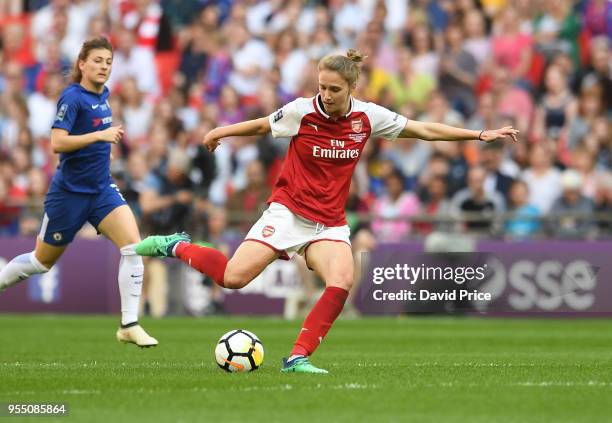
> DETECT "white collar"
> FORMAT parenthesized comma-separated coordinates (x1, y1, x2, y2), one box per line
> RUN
(315, 94, 354, 119)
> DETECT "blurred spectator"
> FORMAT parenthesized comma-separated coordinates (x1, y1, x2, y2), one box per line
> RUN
(532, 64, 577, 141)
(333, 0, 369, 49)
(140, 147, 194, 235)
(31, 0, 98, 62)
(467, 92, 500, 132)
(505, 180, 541, 240)
(571, 147, 600, 200)
(372, 169, 421, 242)
(1, 61, 26, 97)
(120, 76, 154, 141)
(450, 166, 505, 233)
(226, 159, 271, 231)
(115, 0, 163, 49)
(439, 23, 478, 117)
(107, 27, 160, 97)
(417, 175, 452, 234)
(566, 83, 604, 150)
(201, 33, 232, 103)
(2, 20, 36, 68)
(480, 142, 516, 199)
(345, 177, 370, 235)
(491, 6, 533, 83)
(178, 23, 210, 90)
(521, 143, 561, 213)
(582, 37, 612, 112)
(434, 142, 468, 197)
(18, 168, 48, 235)
(0, 160, 25, 235)
(582, 0, 612, 40)
(490, 67, 534, 135)
(27, 71, 63, 139)
(384, 138, 431, 190)
(274, 29, 309, 97)
(217, 85, 245, 126)
(462, 9, 491, 68)
(227, 23, 274, 98)
(120, 151, 151, 218)
(0, 92, 29, 154)
(533, 0, 581, 66)
(549, 169, 595, 239)
(419, 90, 464, 127)
(408, 23, 439, 77)
(385, 47, 435, 113)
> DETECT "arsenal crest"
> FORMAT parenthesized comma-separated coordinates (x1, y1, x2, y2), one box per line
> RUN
(262, 225, 275, 238)
(351, 119, 363, 133)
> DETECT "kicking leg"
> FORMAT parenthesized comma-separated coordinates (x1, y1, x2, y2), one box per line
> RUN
(97, 205, 157, 347)
(137, 235, 278, 290)
(174, 240, 278, 289)
(0, 238, 64, 291)
(282, 241, 353, 374)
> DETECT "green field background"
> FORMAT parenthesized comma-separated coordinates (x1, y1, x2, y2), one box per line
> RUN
(1, 316, 611, 422)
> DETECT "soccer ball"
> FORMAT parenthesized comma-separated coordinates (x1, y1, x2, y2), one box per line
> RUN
(215, 329, 264, 372)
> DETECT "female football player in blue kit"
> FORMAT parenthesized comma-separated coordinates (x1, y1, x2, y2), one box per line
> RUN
(0, 37, 182, 346)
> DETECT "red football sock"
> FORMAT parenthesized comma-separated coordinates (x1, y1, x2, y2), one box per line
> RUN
(291, 286, 349, 357)
(175, 242, 227, 288)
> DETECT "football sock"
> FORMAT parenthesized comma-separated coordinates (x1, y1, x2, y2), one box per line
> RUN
(118, 244, 144, 326)
(291, 286, 349, 356)
(0, 252, 49, 291)
(175, 242, 228, 288)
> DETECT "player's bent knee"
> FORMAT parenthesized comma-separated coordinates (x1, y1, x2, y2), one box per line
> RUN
(222, 269, 252, 290)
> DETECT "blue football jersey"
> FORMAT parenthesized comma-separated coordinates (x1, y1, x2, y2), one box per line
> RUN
(51, 83, 113, 193)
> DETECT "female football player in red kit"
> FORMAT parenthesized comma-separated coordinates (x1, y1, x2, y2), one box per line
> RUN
(136, 49, 518, 373)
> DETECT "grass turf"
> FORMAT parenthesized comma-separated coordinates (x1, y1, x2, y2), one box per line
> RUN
(0, 315, 611, 422)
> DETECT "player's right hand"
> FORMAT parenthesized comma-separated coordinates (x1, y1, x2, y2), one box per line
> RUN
(98, 125, 124, 143)
(202, 132, 221, 152)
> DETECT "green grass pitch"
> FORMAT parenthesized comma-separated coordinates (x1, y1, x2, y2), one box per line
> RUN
(1, 315, 611, 422)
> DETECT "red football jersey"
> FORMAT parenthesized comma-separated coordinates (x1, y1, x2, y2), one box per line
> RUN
(267, 95, 407, 227)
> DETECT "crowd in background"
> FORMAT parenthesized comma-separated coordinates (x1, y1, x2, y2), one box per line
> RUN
(1, 0, 611, 250)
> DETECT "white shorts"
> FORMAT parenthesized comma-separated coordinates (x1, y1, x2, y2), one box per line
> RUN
(245, 202, 351, 260)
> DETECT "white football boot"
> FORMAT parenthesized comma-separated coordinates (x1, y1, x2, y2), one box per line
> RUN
(116, 324, 159, 348)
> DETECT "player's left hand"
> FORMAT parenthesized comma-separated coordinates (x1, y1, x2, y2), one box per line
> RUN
(480, 126, 519, 143)
(203, 131, 221, 152)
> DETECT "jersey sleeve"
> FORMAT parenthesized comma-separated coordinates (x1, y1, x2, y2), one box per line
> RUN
(368, 103, 408, 141)
(52, 91, 80, 133)
(268, 99, 303, 138)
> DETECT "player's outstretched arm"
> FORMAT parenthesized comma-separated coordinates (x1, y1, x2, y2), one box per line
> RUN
(51, 126, 124, 153)
(398, 120, 519, 143)
(203, 117, 271, 152)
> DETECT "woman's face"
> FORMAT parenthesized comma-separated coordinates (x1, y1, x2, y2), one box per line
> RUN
(318, 69, 352, 117)
(79, 48, 112, 86)
(413, 26, 431, 53)
(385, 175, 404, 198)
(545, 67, 566, 93)
(510, 182, 528, 206)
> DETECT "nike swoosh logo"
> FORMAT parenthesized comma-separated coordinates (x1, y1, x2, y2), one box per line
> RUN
(92, 104, 100, 109)
(224, 358, 245, 371)
(300, 328, 309, 333)
(307, 123, 318, 131)
(131, 274, 144, 278)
